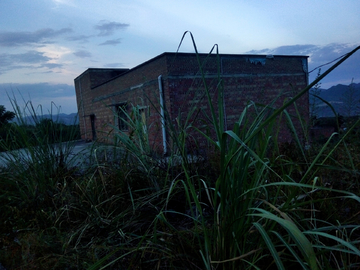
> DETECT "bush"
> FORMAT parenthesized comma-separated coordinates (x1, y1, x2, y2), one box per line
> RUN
(1, 37, 360, 270)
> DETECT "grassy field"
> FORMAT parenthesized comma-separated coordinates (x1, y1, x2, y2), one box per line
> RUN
(1, 39, 360, 269)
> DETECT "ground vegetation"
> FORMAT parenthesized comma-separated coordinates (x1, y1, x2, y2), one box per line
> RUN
(0, 37, 359, 269)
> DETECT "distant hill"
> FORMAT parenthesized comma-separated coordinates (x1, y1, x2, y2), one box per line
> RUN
(10, 82, 360, 124)
(311, 82, 360, 117)
(13, 113, 79, 126)
(53, 113, 79, 125)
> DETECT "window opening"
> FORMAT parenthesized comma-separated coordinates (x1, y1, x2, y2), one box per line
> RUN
(116, 103, 128, 131)
(90, 114, 96, 140)
(138, 107, 148, 134)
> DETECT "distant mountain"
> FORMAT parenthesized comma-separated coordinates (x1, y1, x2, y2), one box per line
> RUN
(10, 83, 359, 125)
(12, 113, 79, 126)
(54, 113, 79, 125)
(311, 82, 360, 117)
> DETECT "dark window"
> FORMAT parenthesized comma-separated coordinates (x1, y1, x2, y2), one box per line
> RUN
(90, 114, 96, 140)
(138, 107, 148, 134)
(116, 103, 128, 131)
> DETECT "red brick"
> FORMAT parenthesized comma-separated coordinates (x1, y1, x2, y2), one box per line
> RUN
(74, 53, 309, 154)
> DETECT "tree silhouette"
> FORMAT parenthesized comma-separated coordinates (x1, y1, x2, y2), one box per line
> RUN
(309, 68, 322, 120)
(0, 105, 15, 128)
(341, 79, 360, 117)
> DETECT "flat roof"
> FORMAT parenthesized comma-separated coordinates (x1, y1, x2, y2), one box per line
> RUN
(80, 52, 308, 88)
(74, 68, 129, 81)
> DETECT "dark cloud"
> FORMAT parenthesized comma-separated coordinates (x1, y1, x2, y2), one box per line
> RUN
(247, 43, 360, 88)
(41, 63, 63, 69)
(0, 63, 26, 75)
(103, 63, 125, 68)
(0, 28, 72, 47)
(1, 83, 77, 114)
(12, 51, 51, 63)
(0, 53, 16, 68)
(73, 50, 92, 58)
(247, 43, 357, 64)
(67, 34, 93, 43)
(99, 38, 122, 46)
(1, 83, 74, 98)
(0, 50, 54, 74)
(94, 21, 129, 36)
(308, 43, 353, 63)
(246, 48, 271, 54)
(248, 44, 317, 55)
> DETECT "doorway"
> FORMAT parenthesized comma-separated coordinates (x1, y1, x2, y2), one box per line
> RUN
(90, 114, 96, 141)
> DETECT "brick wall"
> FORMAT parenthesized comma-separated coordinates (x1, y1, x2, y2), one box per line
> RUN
(164, 54, 308, 150)
(74, 53, 309, 154)
(75, 57, 169, 150)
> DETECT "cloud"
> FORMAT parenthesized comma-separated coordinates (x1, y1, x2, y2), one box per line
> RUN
(0, 50, 54, 75)
(103, 63, 125, 68)
(73, 50, 92, 58)
(248, 44, 318, 56)
(0, 28, 72, 47)
(1, 83, 77, 114)
(94, 21, 129, 36)
(1, 82, 74, 98)
(99, 38, 122, 46)
(53, 0, 71, 5)
(247, 43, 360, 88)
(41, 63, 63, 69)
(247, 43, 357, 65)
(67, 34, 93, 43)
(13, 51, 51, 63)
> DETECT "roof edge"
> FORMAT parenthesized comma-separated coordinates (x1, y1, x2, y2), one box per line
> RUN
(86, 52, 309, 88)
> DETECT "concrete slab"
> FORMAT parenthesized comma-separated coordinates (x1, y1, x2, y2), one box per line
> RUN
(0, 140, 95, 169)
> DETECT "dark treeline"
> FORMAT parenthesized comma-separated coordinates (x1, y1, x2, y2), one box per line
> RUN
(0, 118, 80, 152)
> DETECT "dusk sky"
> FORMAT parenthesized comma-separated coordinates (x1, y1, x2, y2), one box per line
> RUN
(1, 0, 359, 114)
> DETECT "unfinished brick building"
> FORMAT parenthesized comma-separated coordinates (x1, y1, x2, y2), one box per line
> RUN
(74, 52, 309, 154)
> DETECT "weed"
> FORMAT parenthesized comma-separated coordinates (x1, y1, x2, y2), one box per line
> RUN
(1, 36, 360, 269)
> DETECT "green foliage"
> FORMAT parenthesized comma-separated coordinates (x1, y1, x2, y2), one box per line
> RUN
(0, 100, 80, 233)
(0, 106, 80, 152)
(0, 105, 16, 149)
(0, 38, 360, 270)
(309, 68, 322, 120)
(0, 105, 15, 127)
(341, 78, 360, 117)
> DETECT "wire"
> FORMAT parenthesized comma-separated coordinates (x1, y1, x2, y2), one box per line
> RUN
(308, 52, 349, 74)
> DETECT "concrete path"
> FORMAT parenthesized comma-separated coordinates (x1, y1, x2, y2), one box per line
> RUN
(0, 140, 96, 169)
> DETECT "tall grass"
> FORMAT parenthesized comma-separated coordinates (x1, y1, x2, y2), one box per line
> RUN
(0, 100, 79, 228)
(0, 36, 359, 269)
(93, 35, 360, 269)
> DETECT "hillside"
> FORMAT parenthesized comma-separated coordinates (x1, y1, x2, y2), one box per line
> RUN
(311, 82, 360, 117)
(9, 82, 359, 125)
(12, 113, 79, 126)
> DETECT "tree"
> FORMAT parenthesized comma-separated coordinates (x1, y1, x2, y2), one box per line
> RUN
(309, 68, 321, 127)
(309, 69, 322, 124)
(341, 79, 360, 118)
(0, 105, 15, 128)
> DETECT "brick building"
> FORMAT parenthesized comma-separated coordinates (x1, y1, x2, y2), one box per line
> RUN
(74, 52, 309, 154)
